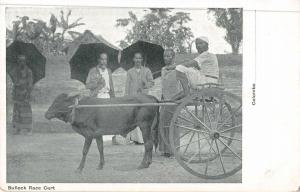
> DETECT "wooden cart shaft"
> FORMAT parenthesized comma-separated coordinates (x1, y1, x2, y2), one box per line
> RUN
(69, 102, 178, 108)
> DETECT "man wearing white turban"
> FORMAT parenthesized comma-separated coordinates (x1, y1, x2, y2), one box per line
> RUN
(165, 36, 219, 98)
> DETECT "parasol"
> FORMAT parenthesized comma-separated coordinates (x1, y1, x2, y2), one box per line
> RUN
(6, 41, 46, 84)
(69, 43, 120, 84)
(120, 40, 164, 79)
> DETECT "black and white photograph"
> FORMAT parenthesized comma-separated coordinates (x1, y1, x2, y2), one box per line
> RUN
(4, 6, 244, 184)
(0, 0, 299, 191)
(1, 0, 300, 191)
(5, 7, 243, 183)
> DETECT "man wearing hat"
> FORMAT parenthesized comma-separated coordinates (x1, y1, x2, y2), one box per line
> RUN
(166, 36, 219, 97)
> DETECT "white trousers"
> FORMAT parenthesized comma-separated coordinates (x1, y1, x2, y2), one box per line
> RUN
(175, 65, 205, 88)
(97, 92, 110, 99)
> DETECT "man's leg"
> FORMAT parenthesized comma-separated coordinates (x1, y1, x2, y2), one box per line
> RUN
(112, 135, 119, 145)
(170, 66, 191, 102)
(176, 70, 190, 96)
(19, 102, 33, 135)
(12, 103, 21, 135)
(101, 94, 119, 145)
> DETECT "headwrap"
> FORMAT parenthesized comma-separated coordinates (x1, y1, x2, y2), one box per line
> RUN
(197, 36, 209, 44)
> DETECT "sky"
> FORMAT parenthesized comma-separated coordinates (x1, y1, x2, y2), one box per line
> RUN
(6, 7, 233, 53)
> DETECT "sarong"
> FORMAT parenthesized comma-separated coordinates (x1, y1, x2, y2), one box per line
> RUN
(13, 101, 32, 131)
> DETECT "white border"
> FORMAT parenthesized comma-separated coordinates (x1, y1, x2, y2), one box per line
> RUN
(1, 1, 300, 191)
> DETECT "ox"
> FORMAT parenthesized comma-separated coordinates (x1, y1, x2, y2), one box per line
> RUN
(45, 93, 159, 172)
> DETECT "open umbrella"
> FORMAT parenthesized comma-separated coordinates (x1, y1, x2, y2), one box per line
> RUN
(69, 43, 120, 84)
(6, 41, 46, 84)
(120, 40, 164, 79)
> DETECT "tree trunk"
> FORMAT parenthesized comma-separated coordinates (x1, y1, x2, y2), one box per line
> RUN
(231, 43, 239, 54)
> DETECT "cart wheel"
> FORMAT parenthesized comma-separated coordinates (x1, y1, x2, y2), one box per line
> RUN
(169, 87, 242, 179)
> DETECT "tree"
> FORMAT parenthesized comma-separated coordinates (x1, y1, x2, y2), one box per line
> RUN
(116, 8, 194, 53)
(6, 10, 85, 55)
(118, 40, 129, 49)
(57, 10, 85, 41)
(208, 8, 243, 54)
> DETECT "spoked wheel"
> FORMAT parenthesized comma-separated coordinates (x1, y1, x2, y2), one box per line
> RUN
(169, 87, 242, 179)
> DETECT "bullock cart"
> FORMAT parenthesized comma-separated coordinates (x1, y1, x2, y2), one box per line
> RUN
(70, 83, 242, 180)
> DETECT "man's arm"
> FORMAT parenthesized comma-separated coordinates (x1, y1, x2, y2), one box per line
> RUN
(144, 68, 154, 88)
(124, 71, 131, 96)
(85, 69, 98, 90)
(27, 69, 33, 92)
(165, 60, 199, 70)
(26, 69, 33, 101)
(108, 70, 115, 98)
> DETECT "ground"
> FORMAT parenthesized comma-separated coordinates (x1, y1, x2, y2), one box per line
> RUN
(7, 133, 241, 183)
(6, 53, 242, 183)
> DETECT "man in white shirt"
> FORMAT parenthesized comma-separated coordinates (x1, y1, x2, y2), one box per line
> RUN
(166, 36, 219, 98)
(86, 52, 118, 144)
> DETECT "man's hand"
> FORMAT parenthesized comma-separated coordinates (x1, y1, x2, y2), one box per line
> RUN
(165, 65, 176, 70)
(97, 76, 105, 86)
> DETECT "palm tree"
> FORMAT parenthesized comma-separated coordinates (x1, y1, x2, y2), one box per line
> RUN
(57, 10, 85, 41)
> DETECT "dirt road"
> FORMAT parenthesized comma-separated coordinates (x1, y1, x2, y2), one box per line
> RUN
(6, 133, 241, 183)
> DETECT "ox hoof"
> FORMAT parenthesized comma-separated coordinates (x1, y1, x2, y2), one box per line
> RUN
(75, 168, 83, 174)
(97, 165, 104, 170)
(137, 163, 150, 169)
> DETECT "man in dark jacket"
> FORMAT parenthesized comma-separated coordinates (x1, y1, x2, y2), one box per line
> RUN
(86, 52, 118, 144)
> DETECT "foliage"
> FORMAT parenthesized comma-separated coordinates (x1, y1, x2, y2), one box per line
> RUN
(56, 10, 85, 41)
(118, 40, 130, 49)
(6, 10, 85, 55)
(208, 8, 243, 54)
(116, 8, 194, 53)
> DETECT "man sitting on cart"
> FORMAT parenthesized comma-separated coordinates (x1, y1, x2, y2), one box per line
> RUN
(165, 36, 219, 100)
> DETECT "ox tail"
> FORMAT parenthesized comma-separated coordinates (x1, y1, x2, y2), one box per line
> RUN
(151, 106, 159, 152)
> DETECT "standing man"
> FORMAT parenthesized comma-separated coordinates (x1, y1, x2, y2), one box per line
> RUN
(166, 36, 219, 98)
(86, 52, 118, 144)
(86, 52, 115, 99)
(12, 55, 33, 135)
(159, 49, 181, 157)
(125, 52, 154, 144)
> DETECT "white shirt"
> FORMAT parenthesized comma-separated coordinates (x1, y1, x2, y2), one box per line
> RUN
(97, 67, 110, 98)
(193, 51, 219, 78)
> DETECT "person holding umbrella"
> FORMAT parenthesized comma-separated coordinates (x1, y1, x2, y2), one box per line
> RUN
(7, 41, 46, 135)
(12, 55, 33, 135)
(85, 52, 118, 144)
(86, 52, 115, 99)
(125, 52, 154, 144)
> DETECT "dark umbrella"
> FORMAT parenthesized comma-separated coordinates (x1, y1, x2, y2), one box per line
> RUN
(6, 41, 46, 84)
(120, 40, 164, 79)
(69, 43, 120, 84)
